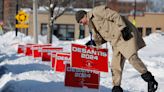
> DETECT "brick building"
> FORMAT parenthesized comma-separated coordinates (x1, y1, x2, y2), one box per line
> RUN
(3, 0, 17, 28)
(25, 10, 164, 41)
(108, 0, 147, 15)
(1, 0, 32, 31)
(0, 0, 4, 21)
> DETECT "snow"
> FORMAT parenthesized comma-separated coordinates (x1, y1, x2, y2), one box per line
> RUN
(0, 31, 164, 92)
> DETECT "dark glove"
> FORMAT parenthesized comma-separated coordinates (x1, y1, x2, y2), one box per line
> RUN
(121, 27, 133, 41)
(85, 40, 96, 46)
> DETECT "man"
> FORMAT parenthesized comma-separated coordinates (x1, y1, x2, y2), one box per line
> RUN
(75, 5, 158, 92)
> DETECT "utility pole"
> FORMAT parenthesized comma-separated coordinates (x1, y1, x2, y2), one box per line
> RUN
(133, 0, 137, 26)
(106, 0, 108, 6)
(92, 0, 95, 8)
(33, 0, 38, 43)
(15, 0, 19, 36)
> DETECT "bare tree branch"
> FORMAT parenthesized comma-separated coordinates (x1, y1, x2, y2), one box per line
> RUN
(53, 8, 66, 21)
(52, 0, 58, 10)
(46, 0, 74, 43)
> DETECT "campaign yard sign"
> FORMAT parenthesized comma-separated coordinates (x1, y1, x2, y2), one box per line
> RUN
(42, 47, 63, 62)
(17, 45, 25, 54)
(32, 44, 51, 58)
(65, 64, 100, 89)
(71, 44, 108, 72)
(51, 52, 57, 68)
(55, 53, 70, 72)
(25, 44, 35, 56)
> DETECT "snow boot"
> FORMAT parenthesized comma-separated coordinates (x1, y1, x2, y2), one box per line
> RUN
(112, 86, 123, 92)
(141, 71, 158, 92)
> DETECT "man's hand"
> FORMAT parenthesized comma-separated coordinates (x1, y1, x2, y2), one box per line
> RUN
(85, 40, 96, 46)
(121, 27, 133, 41)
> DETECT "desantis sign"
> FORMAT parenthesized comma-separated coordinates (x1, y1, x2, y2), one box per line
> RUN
(17, 45, 25, 54)
(32, 44, 51, 58)
(55, 53, 70, 72)
(65, 64, 100, 89)
(42, 47, 63, 62)
(71, 44, 108, 72)
(25, 44, 35, 56)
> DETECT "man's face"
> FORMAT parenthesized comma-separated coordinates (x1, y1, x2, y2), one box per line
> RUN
(79, 15, 88, 25)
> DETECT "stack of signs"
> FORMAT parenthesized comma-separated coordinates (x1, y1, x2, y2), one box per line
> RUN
(25, 44, 35, 56)
(71, 44, 108, 72)
(55, 53, 70, 72)
(65, 44, 108, 89)
(32, 44, 51, 59)
(65, 64, 100, 89)
(42, 47, 63, 62)
(17, 45, 25, 54)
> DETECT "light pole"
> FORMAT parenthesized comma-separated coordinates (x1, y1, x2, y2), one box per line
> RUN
(133, 0, 137, 26)
(33, 0, 38, 43)
(92, 0, 95, 8)
(15, 0, 19, 36)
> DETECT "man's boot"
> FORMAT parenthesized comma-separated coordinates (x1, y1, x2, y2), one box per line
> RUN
(112, 86, 123, 92)
(141, 71, 158, 92)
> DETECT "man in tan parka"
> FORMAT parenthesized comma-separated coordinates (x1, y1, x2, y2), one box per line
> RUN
(75, 5, 158, 92)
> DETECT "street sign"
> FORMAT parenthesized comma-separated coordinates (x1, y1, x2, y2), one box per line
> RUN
(15, 10, 29, 23)
(71, 44, 109, 72)
(15, 24, 29, 28)
(15, 10, 29, 28)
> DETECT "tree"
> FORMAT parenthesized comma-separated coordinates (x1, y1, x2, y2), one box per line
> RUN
(39, 0, 73, 43)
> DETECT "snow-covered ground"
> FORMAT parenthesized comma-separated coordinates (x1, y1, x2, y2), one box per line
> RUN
(0, 31, 164, 92)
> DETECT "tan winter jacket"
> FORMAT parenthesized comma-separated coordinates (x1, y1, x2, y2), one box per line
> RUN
(87, 5, 146, 59)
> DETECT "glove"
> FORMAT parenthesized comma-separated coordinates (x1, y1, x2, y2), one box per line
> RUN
(85, 40, 96, 46)
(121, 27, 133, 41)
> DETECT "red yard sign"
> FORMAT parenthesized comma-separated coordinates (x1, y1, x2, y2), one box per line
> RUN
(42, 47, 63, 62)
(65, 64, 100, 89)
(17, 45, 25, 54)
(25, 44, 35, 56)
(51, 52, 57, 68)
(55, 53, 70, 72)
(71, 44, 108, 72)
(32, 44, 51, 58)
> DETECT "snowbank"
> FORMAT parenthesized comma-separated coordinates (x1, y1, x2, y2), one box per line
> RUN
(0, 31, 164, 92)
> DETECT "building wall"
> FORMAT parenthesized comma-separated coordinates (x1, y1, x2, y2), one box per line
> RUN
(0, 0, 4, 21)
(3, 0, 16, 27)
(28, 12, 88, 40)
(108, 0, 146, 14)
(28, 12, 49, 37)
(128, 13, 164, 36)
(27, 12, 164, 40)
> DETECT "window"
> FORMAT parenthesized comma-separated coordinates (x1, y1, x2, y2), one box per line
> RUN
(53, 24, 75, 41)
(41, 23, 48, 35)
(146, 27, 152, 36)
(156, 27, 161, 31)
(137, 27, 143, 36)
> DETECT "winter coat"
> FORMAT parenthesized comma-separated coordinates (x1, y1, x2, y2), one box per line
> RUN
(87, 5, 146, 59)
